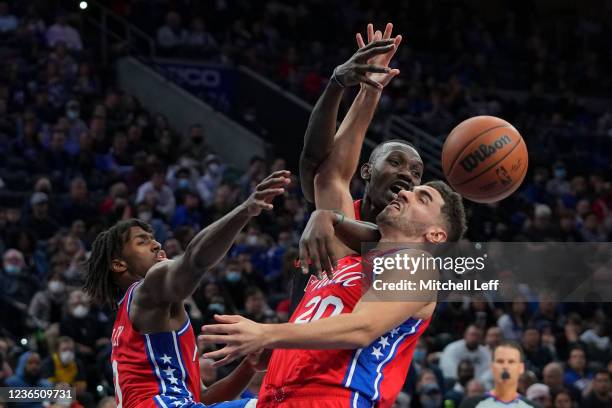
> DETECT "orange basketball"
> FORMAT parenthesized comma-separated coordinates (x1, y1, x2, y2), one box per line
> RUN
(441, 116, 528, 203)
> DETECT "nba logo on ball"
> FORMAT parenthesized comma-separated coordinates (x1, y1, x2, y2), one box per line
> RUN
(442, 116, 528, 203)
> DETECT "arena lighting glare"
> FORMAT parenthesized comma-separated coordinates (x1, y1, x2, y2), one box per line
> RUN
(96, 385, 104, 392)
(79, 1, 88, 10)
(20, 338, 27, 346)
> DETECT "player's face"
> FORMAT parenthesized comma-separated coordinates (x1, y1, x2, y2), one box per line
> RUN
(376, 185, 447, 242)
(492, 346, 524, 385)
(120, 227, 166, 277)
(364, 143, 423, 212)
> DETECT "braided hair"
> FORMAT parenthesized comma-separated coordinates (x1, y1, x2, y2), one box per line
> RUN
(83, 219, 153, 309)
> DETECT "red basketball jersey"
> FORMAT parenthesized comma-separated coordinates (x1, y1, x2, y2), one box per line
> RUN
(259, 255, 431, 408)
(110, 281, 201, 408)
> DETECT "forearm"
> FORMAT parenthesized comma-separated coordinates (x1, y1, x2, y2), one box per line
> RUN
(321, 86, 381, 182)
(265, 313, 374, 349)
(300, 81, 345, 202)
(200, 359, 255, 404)
(333, 211, 381, 251)
(183, 204, 251, 272)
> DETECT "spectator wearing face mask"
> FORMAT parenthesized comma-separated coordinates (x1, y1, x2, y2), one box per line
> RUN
(0, 248, 39, 337)
(41, 336, 93, 406)
(196, 154, 225, 207)
(180, 123, 209, 161)
(28, 272, 68, 330)
(59, 290, 111, 362)
(414, 369, 443, 408)
(5, 351, 52, 408)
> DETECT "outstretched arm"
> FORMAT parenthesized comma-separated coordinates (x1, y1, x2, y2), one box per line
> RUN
(313, 24, 401, 212)
(199, 250, 437, 365)
(300, 23, 399, 203)
(139, 171, 291, 304)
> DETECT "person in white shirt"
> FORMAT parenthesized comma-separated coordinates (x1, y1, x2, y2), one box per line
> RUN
(136, 168, 176, 220)
(46, 13, 83, 51)
(157, 11, 187, 51)
(440, 325, 492, 380)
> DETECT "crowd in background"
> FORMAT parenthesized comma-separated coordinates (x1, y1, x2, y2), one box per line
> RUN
(0, 1, 611, 407)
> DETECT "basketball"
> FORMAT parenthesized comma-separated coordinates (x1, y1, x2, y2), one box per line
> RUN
(441, 116, 528, 203)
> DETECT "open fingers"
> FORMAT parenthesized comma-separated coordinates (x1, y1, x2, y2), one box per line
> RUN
(367, 23, 374, 43)
(257, 176, 290, 191)
(356, 33, 366, 49)
(383, 22, 393, 40)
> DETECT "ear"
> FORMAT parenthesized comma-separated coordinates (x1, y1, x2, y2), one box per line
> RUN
(425, 227, 447, 243)
(519, 362, 525, 375)
(360, 162, 372, 181)
(111, 258, 128, 275)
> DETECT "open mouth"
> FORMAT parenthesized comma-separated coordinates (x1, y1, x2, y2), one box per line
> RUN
(388, 200, 401, 211)
(388, 180, 412, 195)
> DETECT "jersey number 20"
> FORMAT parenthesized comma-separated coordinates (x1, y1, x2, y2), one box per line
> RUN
(294, 295, 344, 324)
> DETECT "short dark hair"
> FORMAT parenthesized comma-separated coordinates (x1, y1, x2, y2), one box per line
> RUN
(594, 368, 611, 380)
(425, 180, 467, 242)
(83, 219, 153, 309)
(369, 139, 419, 163)
(493, 340, 525, 362)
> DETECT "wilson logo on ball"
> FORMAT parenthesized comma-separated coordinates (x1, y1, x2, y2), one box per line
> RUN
(459, 134, 512, 172)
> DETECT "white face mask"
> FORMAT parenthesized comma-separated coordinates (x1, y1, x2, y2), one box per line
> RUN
(72, 305, 89, 318)
(59, 350, 74, 365)
(48, 281, 65, 294)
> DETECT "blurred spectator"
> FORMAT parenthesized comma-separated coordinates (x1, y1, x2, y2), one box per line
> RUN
(136, 167, 176, 220)
(171, 190, 204, 230)
(242, 287, 276, 323)
(157, 12, 187, 54)
(522, 327, 554, 376)
(24, 192, 60, 240)
(581, 369, 611, 408)
(440, 325, 491, 380)
(0, 248, 38, 336)
(0, 1, 17, 33)
(444, 360, 475, 407)
(185, 17, 218, 57)
(465, 379, 485, 398)
(484, 326, 503, 353)
(543, 362, 581, 403)
(497, 296, 529, 341)
(41, 336, 92, 405)
(526, 383, 552, 408)
(28, 272, 68, 330)
(564, 346, 593, 393)
(552, 389, 574, 408)
(61, 177, 98, 225)
(415, 369, 442, 408)
(46, 12, 82, 51)
(0, 337, 14, 385)
(59, 290, 110, 362)
(5, 352, 52, 407)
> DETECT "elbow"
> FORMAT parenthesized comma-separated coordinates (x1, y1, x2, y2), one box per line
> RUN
(350, 325, 379, 349)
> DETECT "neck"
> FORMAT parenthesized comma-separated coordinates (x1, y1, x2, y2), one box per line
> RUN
(492, 385, 518, 402)
(360, 194, 380, 223)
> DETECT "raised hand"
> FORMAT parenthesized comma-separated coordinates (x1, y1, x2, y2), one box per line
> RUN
(242, 170, 291, 216)
(332, 38, 398, 89)
(356, 23, 402, 89)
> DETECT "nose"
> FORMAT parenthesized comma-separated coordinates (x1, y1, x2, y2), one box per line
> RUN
(397, 189, 414, 203)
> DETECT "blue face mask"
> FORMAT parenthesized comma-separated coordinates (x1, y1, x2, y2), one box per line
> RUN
(208, 303, 225, 314)
(554, 168, 566, 179)
(4, 264, 21, 275)
(178, 179, 190, 189)
(413, 349, 426, 364)
(226, 271, 241, 283)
